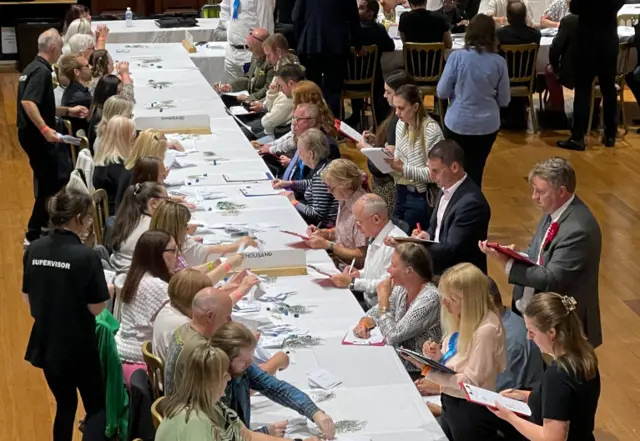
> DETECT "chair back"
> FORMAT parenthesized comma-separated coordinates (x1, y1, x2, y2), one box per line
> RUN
(200, 3, 220, 18)
(498, 43, 538, 91)
(142, 341, 165, 400)
(92, 189, 109, 245)
(52, 64, 60, 87)
(403, 42, 446, 87)
(150, 396, 165, 430)
(344, 45, 378, 89)
(615, 42, 631, 86)
(76, 148, 95, 192)
(618, 14, 639, 26)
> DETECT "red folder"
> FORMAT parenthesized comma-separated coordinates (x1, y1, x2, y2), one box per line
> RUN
(485, 242, 536, 265)
(280, 230, 310, 241)
(312, 278, 335, 288)
(286, 241, 311, 250)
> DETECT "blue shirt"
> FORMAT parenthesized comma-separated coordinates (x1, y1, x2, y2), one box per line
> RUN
(496, 309, 544, 392)
(437, 49, 511, 135)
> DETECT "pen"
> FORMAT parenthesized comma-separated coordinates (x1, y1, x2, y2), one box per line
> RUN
(348, 258, 356, 274)
(417, 223, 422, 233)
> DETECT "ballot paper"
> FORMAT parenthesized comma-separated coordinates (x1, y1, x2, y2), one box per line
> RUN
(164, 149, 178, 168)
(342, 326, 386, 346)
(171, 157, 197, 169)
(307, 369, 342, 390)
(224, 90, 249, 97)
(223, 172, 273, 183)
(335, 120, 365, 143)
(423, 395, 442, 407)
(230, 105, 250, 116)
(361, 147, 393, 174)
(240, 186, 280, 197)
(259, 335, 287, 348)
(462, 383, 532, 416)
(103, 269, 116, 284)
(233, 300, 261, 313)
(57, 133, 82, 146)
(285, 417, 309, 436)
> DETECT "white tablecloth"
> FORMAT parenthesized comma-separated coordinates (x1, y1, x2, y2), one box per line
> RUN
(190, 42, 227, 84)
(120, 42, 446, 440)
(95, 19, 221, 44)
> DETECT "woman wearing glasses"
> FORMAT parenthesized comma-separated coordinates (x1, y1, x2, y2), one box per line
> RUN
(115, 229, 177, 385)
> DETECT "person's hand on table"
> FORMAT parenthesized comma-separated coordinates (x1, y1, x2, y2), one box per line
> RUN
(306, 225, 330, 239)
(271, 178, 291, 189)
(257, 145, 271, 155)
(306, 235, 330, 250)
(411, 229, 430, 240)
(353, 320, 372, 339)
(235, 236, 258, 250)
(384, 156, 404, 173)
(414, 378, 441, 396)
(383, 236, 398, 248)
(267, 420, 288, 437)
(249, 101, 264, 113)
(271, 351, 290, 371)
(422, 339, 442, 361)
(181, 201, 196, 211)
(43, 128, 61, 143)
(214, 83, 231, 93)
(281, 190, 296, 202)
(329, 272, 353, 288)
(312, 411, 336, 440)
(251, 140, 262, 148)
(236, 94, 249, 102)
(478, 240, 511, 268)
(279, 155, 291, 167)
(168, 140, 184, 151)
(68, 105, 89, 119)
(426, 402, 442, 417)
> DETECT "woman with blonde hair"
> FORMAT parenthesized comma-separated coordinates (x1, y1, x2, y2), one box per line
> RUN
(93, 115, 136, 213)
(150, 200, 256, 272)
(491, 293, 600, 441)
(304, 159, 368, 265)
(125, 130, 167, 169)
(406, 262, 509, 441)
(90, 95, 133, 154)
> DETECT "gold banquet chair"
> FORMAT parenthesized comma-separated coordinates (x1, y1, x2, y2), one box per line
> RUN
(343, 45, 379, 128)
(91, 189, 109, 246)
(618, 14, 639, 26)
(142, 340, 165, 400)
(403, 42, 446, 125)
(150, 396, 166, 430)
(587, 42, 631, 140)
(499, 43, 539, 133)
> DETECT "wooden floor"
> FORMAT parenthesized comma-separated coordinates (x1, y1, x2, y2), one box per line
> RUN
(3, 73, 640, 441)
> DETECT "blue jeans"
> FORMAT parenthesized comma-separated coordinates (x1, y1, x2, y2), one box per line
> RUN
(393, 185, 430, 232)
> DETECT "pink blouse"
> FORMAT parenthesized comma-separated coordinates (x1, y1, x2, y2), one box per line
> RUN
(334, 188, 368, 249)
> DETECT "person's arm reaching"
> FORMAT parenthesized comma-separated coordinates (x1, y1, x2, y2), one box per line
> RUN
(443, 30, 453, 49)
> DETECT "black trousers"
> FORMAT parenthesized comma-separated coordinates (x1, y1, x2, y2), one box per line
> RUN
(19, 129, 63, 242)
(42, 354, 105, 441)
(441, 394, 524, 441)
(571, 37, 619, 139)
(301, 53, 347, 119)
(443, 126, 497, 189)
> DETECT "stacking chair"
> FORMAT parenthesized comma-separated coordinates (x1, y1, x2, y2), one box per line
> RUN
(52, 63, 59, 87)
(200, 2, 221, 18)
(343, 45, 379, 128)
(142, 341, 165, 400)
(150, 396, 166, 430)
(91, 189, 109, 246)
(403, 42, 446, 125)
(499, 43, 539, 133)
(618, 14, 639, 26)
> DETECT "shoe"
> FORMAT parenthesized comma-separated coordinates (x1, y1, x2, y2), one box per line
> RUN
(556, 138, 585, 151)
(602, 136, 615, 148)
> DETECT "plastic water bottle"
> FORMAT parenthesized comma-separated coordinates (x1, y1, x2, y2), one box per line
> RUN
(125, 7, 133, 27)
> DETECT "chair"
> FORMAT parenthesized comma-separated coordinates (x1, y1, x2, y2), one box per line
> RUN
(403, 42, 446, 125)
(52, 63, 59, 87)
(587, 42, 631, 139)
(618, 14, 639, 26)
(60, 119, 81, 164)
(142, 341, 165, 400)
(91, 189, 109, 245)
(342, 45, 379, 128)
(150, 396, 165, 430)
(200, 3, 221, 18)
(499, 43, 539, 133)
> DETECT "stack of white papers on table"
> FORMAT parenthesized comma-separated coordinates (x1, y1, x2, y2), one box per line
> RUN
(223, 172, 272, 182)
(233, 300, 261, 313)
(171, 157, 197, 169)
(285, 417, 309, 436)
(240, 186, 280, 197)
(259, 334, 287, 348)
(342, 326, 386, 346)
(307, 369, 342, 390)
(164, 149, 178, 168)
(361, 147, 393, 174)
(230, 106, 250, 116)
(462, 383, 532, 416)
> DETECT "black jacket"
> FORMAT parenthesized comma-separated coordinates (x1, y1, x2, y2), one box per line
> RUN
(426, 177, 491, 275)
(497, 25, 542, 46)
(293, 0, 362, 55)
(549, 13, 578, 89)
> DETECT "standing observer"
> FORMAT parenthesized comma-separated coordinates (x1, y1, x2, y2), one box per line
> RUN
(22, 187, 111, 441)
(17, 29, 89, 243)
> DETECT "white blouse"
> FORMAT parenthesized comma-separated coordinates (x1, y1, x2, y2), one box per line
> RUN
(110, 215, 151, 274)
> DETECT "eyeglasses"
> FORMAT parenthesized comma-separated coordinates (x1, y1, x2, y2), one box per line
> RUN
(291, 116, 314, 123)
(164, 247, 178, 254)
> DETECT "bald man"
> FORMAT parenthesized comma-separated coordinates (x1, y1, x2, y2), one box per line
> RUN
(496, 1, 541, 45)
(18, 29, 89, 244)
(330, 194, 407, 308)
(164, 287, 232, 394)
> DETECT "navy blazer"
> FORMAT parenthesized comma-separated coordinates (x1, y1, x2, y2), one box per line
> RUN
(426, 177, 491, 275)
(293, 0, 362, 56)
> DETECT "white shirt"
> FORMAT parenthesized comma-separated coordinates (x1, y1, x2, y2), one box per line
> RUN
(110, 215, 151, 274)
(152, 303, 190, 363)
(507, 194, 575, 312)
(480, 0, 534, 23)
(115, 273, 169, 363)
(353, 221, 408, 307)
(225, 0, 275, 46)
(434, 174, 467, 243)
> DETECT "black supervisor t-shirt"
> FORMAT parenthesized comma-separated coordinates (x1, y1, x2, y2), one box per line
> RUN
(23, 229, 110, 372)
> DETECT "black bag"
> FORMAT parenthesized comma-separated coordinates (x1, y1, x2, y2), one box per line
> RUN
(154, 17, 198, 28)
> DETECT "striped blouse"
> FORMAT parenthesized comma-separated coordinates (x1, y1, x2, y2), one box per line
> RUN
(290, 159, 339, 225)
(394, 117, 444, 193)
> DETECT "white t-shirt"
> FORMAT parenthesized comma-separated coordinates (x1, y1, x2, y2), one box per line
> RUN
(152, 303, 190, 363)
(110, 215, 151, 274)
(115, 273, 169, 363)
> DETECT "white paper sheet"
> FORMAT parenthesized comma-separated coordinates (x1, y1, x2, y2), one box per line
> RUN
(307, 368, 342, 389)
(462, 383, 532, 416)
(240, 187, 280, 197)
(223, 172, 272, 183)
(337, 120, 364, 143)
(343, 326, 386, 345)
(423, 395, 442, 407)
(224, 90, 249, 97)
(230, 105, 250, 115)
(361, 147, 393, 174)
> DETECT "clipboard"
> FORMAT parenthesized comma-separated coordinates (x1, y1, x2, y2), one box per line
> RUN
(306, 265, 334, 277)
(395, 348, 456, 374)
(461, 383, 532, 417)
(334, 119, 364, 143)
(485, 242, 536, 265)
(280, 230, 310, 241)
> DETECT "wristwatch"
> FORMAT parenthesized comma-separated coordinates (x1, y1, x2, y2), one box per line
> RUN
(327, 241, 335, 252)
(348, 282, 355, 291)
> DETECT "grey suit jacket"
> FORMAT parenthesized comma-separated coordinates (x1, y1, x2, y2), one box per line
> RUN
(510, 196, 602, 348)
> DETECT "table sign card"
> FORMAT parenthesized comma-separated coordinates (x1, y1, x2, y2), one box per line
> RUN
(135, 113, 210, 131)
(239, 248, 306, 271)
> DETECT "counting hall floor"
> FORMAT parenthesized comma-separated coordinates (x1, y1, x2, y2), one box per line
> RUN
(1, 72, 640, 441)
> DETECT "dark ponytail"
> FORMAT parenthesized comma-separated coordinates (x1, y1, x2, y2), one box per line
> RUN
(47, 186, 94, 228)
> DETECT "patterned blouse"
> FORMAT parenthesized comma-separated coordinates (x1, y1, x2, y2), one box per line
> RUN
(543, 0, 570, 22)
(367, 283, 442, 370)
(334, 188, 368, 249)
(212, 403, 247, 441)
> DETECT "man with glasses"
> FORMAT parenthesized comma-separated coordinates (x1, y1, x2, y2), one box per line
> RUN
(60, 52, 93, 135)
(220, 0, 275, 81)
(215, 28, 275, 107)
(329, 193, 406, 309)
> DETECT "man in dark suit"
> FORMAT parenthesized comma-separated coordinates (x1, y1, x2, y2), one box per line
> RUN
(557, 0, 625, 150)
(411, 140, 491, 275)
(496, 1, 541, 45)
(293, 0, 362, 118)
(480, 157, 602, 348)
(548, 13, 578, 89)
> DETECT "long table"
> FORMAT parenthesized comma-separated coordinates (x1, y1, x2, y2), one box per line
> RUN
(96, 18, 221, 44)
(110, 41, 447, 440)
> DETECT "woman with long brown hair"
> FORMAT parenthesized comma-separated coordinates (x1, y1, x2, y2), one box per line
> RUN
(491, 293, 600, 441)
(115, 229, 177, 384)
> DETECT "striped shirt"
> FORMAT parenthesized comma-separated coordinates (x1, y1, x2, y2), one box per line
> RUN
(290, 159, 339, 225)
(268, 131, 296, 156)
(394, 117, 444, 192)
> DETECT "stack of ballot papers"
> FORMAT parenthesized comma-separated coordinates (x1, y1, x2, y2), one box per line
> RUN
(342, 326, 386, 346)
(307, 369, 342, 390)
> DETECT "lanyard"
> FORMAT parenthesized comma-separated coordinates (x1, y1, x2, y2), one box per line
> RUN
(297, 158, 304, 180)
(441, 332, 458, 364)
